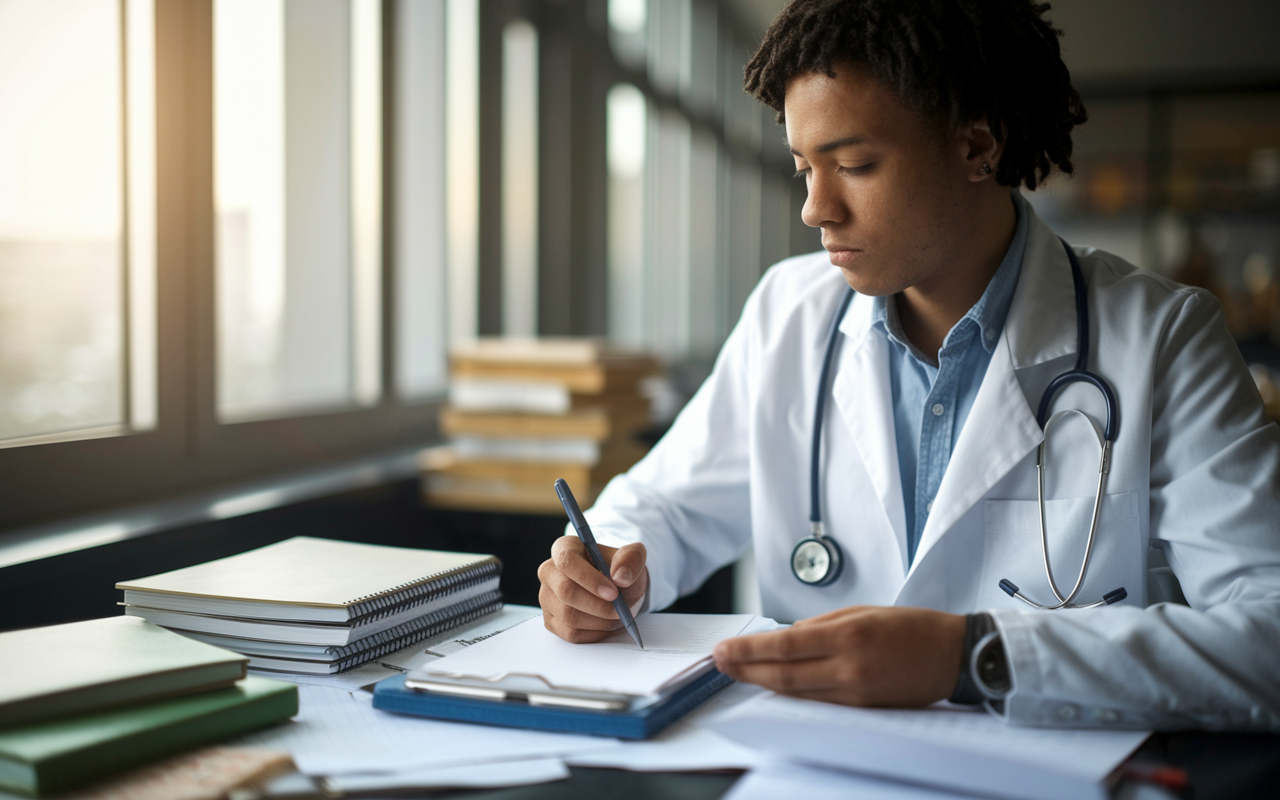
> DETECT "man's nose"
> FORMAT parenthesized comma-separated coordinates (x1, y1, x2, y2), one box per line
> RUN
(801, 172, 846, 230)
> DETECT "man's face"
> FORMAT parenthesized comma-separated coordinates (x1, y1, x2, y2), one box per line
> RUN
(785, 64, 973, 297)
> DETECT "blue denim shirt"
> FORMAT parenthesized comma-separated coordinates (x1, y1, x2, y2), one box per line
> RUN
(870, 191, 1029, 565)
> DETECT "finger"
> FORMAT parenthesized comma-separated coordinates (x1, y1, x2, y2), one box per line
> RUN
(607, 542, 648, 588)
(538, 584, 623, 632)
(713, 625, 836, 666)
(539, 559, 622, 619)
(794, 605, 867, 627)
(542, 608, 615, 644)
(551, 536, 619, 601)
(718, 656, 849, 695)
(619, 567, 648, 608)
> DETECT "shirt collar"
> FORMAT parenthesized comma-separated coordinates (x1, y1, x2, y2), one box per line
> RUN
(871, 189, 1029, 357)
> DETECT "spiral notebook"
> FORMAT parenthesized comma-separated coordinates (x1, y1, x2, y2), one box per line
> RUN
(117, 537, 500, 624)
(116, 538, 502, 675)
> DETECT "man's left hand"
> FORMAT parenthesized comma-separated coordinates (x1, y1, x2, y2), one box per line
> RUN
(712, 606, 967, 708)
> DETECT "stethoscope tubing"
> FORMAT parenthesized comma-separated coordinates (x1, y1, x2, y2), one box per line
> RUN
(809, 287, 856, 534)
(804, 239, 1128, 608)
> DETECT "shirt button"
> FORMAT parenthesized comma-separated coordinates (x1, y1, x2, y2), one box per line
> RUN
(1097, 709, 1120, 723)
(1057, 704, 1079, 721)
(931, 403, 944, 416)
(926, 501, 934, 513)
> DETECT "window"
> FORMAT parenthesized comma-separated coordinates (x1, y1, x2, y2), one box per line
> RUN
(213, 0, 382, 421)
(0, 0, 156, 445)
(604, 0, 809, 363)
(501, 19, 539, 338)
(606, 83, 648, 348)
(0, 0, 457, 534)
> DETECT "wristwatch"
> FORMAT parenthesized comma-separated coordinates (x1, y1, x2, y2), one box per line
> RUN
(949, 613, 1011, 705)
(971, 630, 1012, 700)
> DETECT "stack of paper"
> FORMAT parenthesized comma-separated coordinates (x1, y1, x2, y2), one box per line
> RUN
(421, 337, 658, 513)
(704, 693, 1150, 800)
(118, 537, 503, 675)
(0, 618, 296, 797)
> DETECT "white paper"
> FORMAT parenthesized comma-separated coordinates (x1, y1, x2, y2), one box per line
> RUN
(419, 613, 755, 696)
(246, 605, 544, 692)
(565, 618, 781, 772)
(326, 758, 570, 791)
(236, 684, 619, 775)
(708, 694, 1149, 800)
(250, 662, 400, 692)
(723, 757, 973, 800)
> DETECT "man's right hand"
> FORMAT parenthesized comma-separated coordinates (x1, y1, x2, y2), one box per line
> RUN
(538, 535, 648, 643)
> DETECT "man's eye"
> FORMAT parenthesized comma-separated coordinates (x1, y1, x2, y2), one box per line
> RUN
(793, 167, 811, 179)
(840, 163, 875, 176)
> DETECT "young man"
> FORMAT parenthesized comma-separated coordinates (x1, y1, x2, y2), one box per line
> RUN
(538, 0, 1280, 729)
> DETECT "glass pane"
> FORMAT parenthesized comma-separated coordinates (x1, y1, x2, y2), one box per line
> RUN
(394, 0, 449, 399)
(215, 0, 381, 421)
(608, 0, 647, 70)
(724, 157, 761, 328)
(501, 19, 538, 337)
(446, 0, 480, 345)
(647, 0, 683, 97)
(607, 83, 648, 348)
(648, 107, 690, 358)
(0, 0, 124, 441)
(688, 127, 718, 356)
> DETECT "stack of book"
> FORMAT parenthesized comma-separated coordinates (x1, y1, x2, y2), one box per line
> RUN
(118, 537, 503, 675)
(422, 338, 658, 513)
(0, 616, 297, 797)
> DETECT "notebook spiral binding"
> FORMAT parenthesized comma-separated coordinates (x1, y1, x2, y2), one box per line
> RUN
(329, 593, 505, 672)
(345, 560, 502, 622)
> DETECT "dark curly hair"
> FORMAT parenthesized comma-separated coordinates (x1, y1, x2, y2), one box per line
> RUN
(743, 0, 1087, 190)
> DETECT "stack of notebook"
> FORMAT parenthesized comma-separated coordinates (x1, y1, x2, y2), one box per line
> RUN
(421, 338, 658, 513)
(0, 616, 297, 797)
(118, 537, 503, 675)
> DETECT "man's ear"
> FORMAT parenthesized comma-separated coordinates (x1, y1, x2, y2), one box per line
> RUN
(958, 118, 1003, 182)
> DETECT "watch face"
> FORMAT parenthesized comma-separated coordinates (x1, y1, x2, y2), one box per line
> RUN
(792, 539, 832, 584)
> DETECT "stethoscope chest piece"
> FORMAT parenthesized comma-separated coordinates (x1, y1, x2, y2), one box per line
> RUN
(792, 528, 843, 585)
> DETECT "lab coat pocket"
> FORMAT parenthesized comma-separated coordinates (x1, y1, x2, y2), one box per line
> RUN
(979, 492, 1142, 609)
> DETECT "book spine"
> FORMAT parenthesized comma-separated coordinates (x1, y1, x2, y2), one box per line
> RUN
(36, 687, 297, 796)
(329, 596, 504, 672)
(345, 560, 502, 620)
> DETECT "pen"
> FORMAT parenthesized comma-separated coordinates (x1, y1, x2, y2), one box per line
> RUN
(554, 478, 644, 649)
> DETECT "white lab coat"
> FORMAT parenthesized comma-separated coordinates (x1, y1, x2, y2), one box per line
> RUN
(587, 202, 1280, 731)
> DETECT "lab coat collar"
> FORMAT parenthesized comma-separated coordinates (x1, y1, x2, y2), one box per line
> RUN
(907, 202, 1077, 575)
(1003, 201, 1078, 370)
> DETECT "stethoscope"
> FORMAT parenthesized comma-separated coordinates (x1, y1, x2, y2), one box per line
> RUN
(791, 240, 1129, 610)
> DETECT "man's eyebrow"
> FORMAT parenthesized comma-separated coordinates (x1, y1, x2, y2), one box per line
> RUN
(787, 135, 869, 156)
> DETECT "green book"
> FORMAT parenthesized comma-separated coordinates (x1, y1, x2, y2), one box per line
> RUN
(0, 676, 297, 797)
(0, 617, 247, 727)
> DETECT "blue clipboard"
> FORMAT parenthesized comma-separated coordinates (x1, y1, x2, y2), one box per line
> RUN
(371, 668, 733, 740)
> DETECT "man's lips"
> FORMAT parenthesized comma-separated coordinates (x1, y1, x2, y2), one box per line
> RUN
(825, 247, 863, 267)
